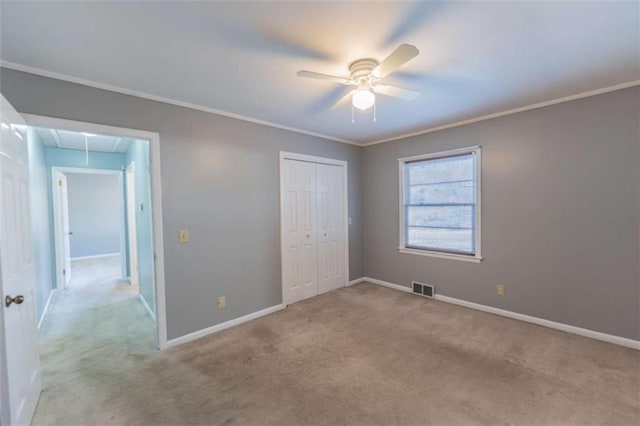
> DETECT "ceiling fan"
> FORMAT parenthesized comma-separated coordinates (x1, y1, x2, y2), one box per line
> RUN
(297, 44, 421, 112)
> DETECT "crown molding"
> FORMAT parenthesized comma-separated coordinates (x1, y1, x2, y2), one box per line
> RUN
(362, 80, 640, 146)
(0, 61, 360, 146)
(3, 61, 638, 148)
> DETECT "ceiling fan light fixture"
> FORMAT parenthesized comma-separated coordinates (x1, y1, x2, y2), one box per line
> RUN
(297, 44, 420, 114)
(352, 88, 375, 110)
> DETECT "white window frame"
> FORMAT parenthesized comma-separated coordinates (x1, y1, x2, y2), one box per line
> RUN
(398, 146, 482, 263)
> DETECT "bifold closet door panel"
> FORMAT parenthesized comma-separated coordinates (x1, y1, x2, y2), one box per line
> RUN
(282, 159, 318, 304)
(316, 163, 345, 295)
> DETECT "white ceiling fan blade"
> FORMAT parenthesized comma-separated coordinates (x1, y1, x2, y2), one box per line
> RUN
(374, 84, 421, 101)
(372, 44, 419, 78)
(297, 70, 352, 85)
(330, 89, 355, 109)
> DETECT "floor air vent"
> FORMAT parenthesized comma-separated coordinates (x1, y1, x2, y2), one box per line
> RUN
(412, 281, 435, 298)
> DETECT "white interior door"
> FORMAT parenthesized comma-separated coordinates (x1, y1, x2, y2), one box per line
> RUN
(282, 159, 317, 304)
(316, 164, 345, 294)
(53, 170, 71, 287)
(126, 163, 139, 287)
(0, 94, 42, 426)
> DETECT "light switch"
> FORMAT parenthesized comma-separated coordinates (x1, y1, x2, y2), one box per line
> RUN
(348, 217, 352, 225)
(178, 229, 189, 243)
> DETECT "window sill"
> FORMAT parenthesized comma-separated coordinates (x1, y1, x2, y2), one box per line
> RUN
(398, 247, 483, 263)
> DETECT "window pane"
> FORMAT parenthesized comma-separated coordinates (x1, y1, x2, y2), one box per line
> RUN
(402, 151, 478, 256)
(408, 180, 474, 205)
(407, 155, 474, 185)
(407, 227, 474, 253)
(407, 205, 474, 229)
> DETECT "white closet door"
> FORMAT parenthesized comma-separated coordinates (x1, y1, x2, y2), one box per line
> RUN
(282, 159, 318, 304)
(316, 163, 345, 294)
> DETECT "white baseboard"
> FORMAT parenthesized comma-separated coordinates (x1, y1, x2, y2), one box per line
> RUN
(38, 289, 57, 330)
(138, 294, 156, 323)
(362, 277, 412, 293)
(165, 303, 286, 349)
(71, 252, 120, 261)
(347, 277, 366, 287)
(354, 277, 640, 350)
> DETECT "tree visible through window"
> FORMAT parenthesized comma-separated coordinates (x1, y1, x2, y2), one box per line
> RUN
(400, 147, 480, 258)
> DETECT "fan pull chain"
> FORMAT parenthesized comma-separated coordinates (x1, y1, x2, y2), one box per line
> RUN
(373, 102, 377, 122)
(351, 105, 355, 124)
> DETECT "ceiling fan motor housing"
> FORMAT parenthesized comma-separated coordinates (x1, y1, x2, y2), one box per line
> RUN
(349, 59, 379, 85)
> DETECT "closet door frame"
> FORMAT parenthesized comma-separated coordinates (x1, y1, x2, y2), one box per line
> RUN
(279, 152, 349, 306)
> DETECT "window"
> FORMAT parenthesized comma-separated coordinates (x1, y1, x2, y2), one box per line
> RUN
(399, 146, 482, 262)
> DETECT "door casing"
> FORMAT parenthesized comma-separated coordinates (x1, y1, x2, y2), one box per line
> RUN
(52, 169, 71, 288)
(125, 162, 139, 286)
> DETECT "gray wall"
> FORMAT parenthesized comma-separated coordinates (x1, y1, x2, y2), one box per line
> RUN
(363, 87, 640, 340)
(125, 140, 155, 314)
(26, 128, 54, 321)
(6, 67, 635, 342)
(0, 68, 363, 340)
(66, 173, 121, 258)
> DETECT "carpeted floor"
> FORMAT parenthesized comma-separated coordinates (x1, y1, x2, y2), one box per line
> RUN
(34, 258, 639, 425)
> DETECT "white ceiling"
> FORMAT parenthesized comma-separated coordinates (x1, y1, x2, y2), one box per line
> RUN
(2, 1, 638, 145)
(34, 127, 133, 153)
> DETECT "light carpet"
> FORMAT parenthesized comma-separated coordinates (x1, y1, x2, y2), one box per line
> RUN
(34, 258, 639, 425)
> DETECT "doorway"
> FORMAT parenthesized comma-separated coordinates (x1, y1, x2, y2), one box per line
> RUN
(52, 167, 126, 290)
(279, 152, 349, 305)
(43, 131, 156, 319)
(21, 114, 167, 351)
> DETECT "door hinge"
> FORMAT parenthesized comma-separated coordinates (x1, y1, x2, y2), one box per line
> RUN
(58, 180, 62, 187)
(62, 268, 66, 276)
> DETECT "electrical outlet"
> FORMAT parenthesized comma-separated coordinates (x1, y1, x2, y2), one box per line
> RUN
(178, 229, 189, 243)
(496, 285, 505, 296)
(217, 296, 226, 309)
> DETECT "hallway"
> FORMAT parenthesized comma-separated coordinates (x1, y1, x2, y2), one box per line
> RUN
(34, 255, 156, 425)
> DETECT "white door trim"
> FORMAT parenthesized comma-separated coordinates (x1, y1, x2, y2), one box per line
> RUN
(51, 169, 71, 289)
(51, 167, 127, 285)
(22, 114, 168, 350)
(125, 162, 139, 286)
(279, 151, 349, 306)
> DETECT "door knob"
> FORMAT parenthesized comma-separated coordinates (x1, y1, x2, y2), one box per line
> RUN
(5, 295, 24, 308)
(306, 234, 311, 238)
(324, 232, 327, 237)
